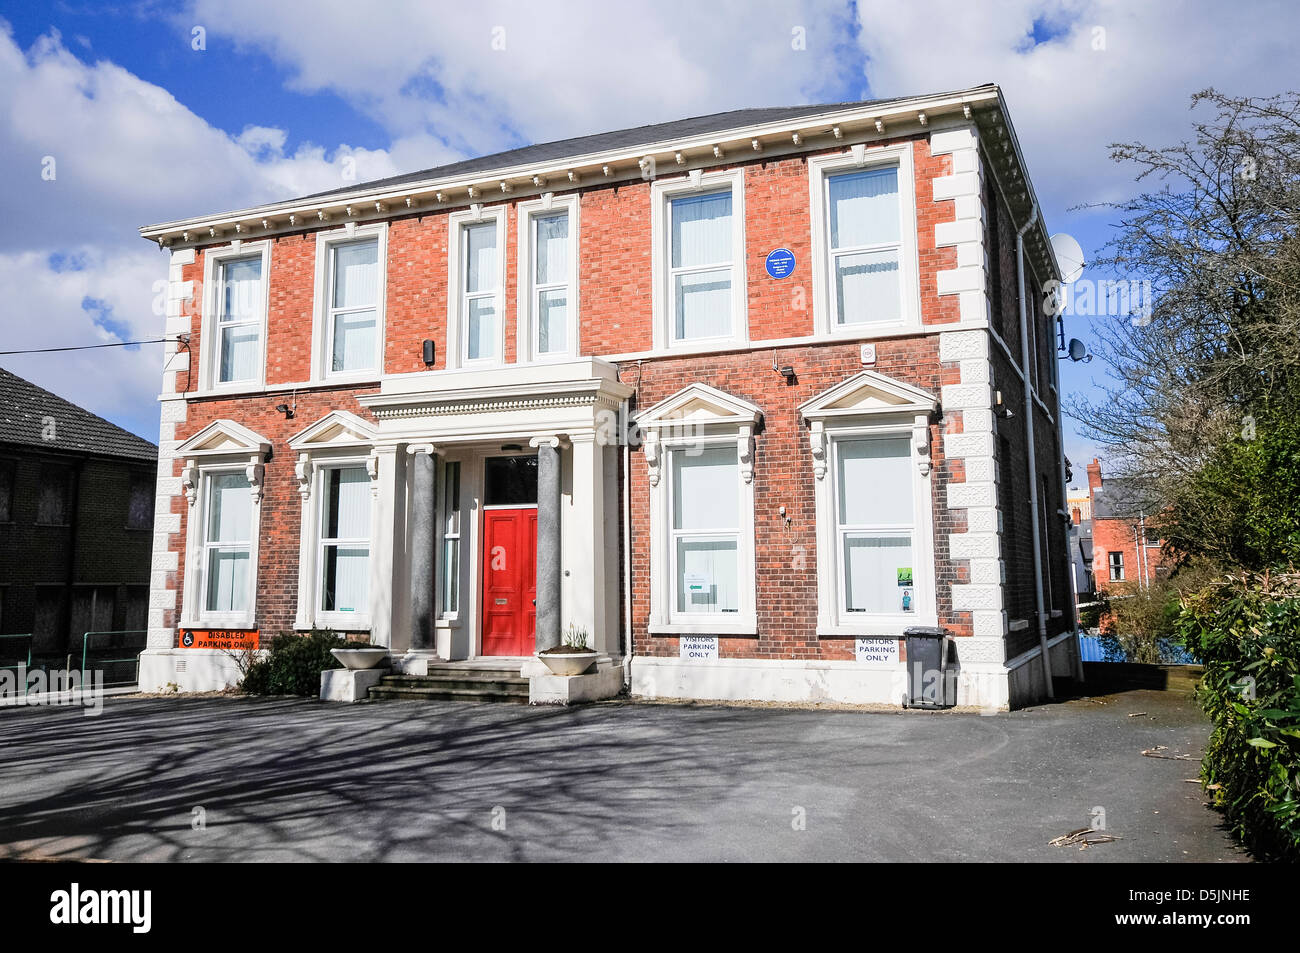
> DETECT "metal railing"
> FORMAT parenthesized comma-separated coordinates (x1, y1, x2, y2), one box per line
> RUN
(81, 630, 148, 688)
(0, 634, 34, 695)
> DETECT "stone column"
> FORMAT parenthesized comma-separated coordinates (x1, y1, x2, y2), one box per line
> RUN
(530, 436, 564, 652)
(408, 445, 437, 652)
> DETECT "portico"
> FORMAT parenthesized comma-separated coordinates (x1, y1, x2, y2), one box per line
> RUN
(358, 357, 632, 670)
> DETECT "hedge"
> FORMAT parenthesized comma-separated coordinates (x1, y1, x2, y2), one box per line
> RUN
(241, 629, 348, 697)
(1178, 574, 1300, 860)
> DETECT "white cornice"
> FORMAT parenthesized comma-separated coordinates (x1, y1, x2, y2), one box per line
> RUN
(139, 87, 1002, 249)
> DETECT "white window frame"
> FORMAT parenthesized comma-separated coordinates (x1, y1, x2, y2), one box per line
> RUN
(311, 222, 388, 384)
(1108, 551, 1125, 581)
(437, 458, 463, 620)
(650, 168, 748, 352)
(640, 385, 759, 636)
(307, 458, 375, 631)
(183, 463, 263, 630)
(824, 430, 932, 630)
(808, 144, 920, 337)
(516, 194, 580, 362)
(200, 241, 271, 392)
(447, 205, 508, 369)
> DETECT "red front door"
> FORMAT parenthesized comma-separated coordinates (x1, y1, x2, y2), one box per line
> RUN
(480, 507, 537, 656)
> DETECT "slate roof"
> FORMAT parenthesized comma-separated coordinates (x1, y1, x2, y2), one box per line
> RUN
(297, 87, 989, 204)
(1093, 478, 1159, 520)
(0, 367, 157, 463)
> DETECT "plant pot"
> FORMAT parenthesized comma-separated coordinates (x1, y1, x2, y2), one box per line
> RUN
(537, 650, 598, 677)
(330, 647, 389, 670)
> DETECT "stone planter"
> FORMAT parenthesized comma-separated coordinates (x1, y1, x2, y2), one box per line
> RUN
(537, 650, 598, 677)
(330, 647, 389, 670)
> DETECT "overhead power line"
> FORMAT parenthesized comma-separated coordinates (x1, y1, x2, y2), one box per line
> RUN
(0, 337, 176, 356)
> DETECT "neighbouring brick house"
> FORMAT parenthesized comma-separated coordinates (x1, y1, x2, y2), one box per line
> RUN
(1085, 458, 1167, 590)
(0, 368, 157, 662)
(138, 84, 1080, 709)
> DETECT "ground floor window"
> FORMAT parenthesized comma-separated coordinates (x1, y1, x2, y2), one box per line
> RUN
(319, 466, 370, 616)
(440, 460, 461, 617)
(835, 436, 916, 616)
(204, 470, 252, 615)
(670, 445, 740, 615)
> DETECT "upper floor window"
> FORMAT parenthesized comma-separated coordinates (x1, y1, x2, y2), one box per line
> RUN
(0, 459, 13, 522)
(202, 241, 271, 390)
(36, 463, 72, 525)
(126, 472, 154, 530)
(328, 239, 380, 373)
(651, 169, 748, 351)
(1108, 551, 1125, 581)
(518, 195, 579, 361)
(809, 145, 919, 336)
(447, 207, 507, 368)
(313, 223, 387, 381)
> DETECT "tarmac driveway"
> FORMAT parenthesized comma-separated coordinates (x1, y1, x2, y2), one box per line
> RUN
(0, 688, 1247, 862)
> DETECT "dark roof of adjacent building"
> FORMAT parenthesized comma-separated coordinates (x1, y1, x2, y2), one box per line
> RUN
(299, 90, 984, 204)
(1093, 478, 1159, 521)
(0, 367, 157, 463)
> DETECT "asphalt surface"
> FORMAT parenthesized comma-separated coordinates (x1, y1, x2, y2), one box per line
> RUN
(0, 688, 1248, 862)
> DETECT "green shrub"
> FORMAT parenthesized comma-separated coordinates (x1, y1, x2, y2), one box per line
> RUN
(241, 629, 347, 697)
(1178, 575, 1300, 860)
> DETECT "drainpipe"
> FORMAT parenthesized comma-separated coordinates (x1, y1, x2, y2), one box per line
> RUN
(1017, 202, 1054, 700)
(622, 437, 633, 691)
(1050, 301, 1084, 682)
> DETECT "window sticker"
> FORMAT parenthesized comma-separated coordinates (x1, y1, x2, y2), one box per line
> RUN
(896, 567, 913, 587)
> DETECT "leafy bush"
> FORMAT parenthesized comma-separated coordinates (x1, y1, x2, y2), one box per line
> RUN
(1100, 561, 1217, 662)
(241, 629, 347, 696)
(1178, 574, 1300, 860)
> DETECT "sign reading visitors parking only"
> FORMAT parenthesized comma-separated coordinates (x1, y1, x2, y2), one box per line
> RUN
(680, 636, 719, 660)
(855, 638, 900, 664)
(764, 247, 796, 279)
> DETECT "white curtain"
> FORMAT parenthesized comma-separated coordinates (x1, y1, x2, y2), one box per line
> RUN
(332, 240, 378, 308)
(324, 467, 370, 538)
(837, 437, 912, 526)
(671, 192, 732, 340)
(332, 311, 377, 371)
(676, 538, 739, 613)
(206, 549, 249, 612)
(672, 446, 738, 530)
(219, 257, 261, 382)
(843, 535, 913, 613)
(466, 298, 496, 360)
(322, 467, 370, 614)
(537, 289, 567, 353)
(534, 212, 568, 284)
(465, 223, 497, 293)
(829, 167, 900, 248)
(835, 249, 900, 326)
(208, 472, 251, 543)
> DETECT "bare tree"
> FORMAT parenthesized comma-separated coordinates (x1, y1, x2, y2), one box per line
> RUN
(1069, 90, 1300, 505)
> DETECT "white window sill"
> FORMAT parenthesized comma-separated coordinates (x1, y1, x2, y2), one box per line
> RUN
(191, 615, 256, 630)
(650, 620, 757, 636)
(310, 615, 372, 632)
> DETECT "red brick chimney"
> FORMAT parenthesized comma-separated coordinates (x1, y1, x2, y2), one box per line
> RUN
(1086, 458, 1103, 497)
(1071, 506, 1082, 525)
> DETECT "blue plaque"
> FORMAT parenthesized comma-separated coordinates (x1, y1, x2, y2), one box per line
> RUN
(764, 247, 796, 279)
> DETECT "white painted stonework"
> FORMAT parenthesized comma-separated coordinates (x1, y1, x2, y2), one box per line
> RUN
(138, 649, 251, 693)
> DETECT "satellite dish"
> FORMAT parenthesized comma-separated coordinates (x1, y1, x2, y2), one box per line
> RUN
(1051, 232, 1086, 284)
(1067, 338, 1090, 363)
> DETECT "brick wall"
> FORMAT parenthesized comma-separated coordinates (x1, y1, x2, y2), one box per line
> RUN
(155, 125, 1067, 665)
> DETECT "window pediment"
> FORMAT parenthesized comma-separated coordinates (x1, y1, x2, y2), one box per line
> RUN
(636, 382, 762, 432)
(799, 370, 937, 422)
(287, 410, 378, 452)
(176, 419, 272, 458)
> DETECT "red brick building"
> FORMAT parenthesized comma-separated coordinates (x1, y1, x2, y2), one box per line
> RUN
(138, 84, 1078, 709)
(1085, 458, 1166, 590)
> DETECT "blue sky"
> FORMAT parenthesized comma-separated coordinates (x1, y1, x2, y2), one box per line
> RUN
(0, 0, 1294, 492)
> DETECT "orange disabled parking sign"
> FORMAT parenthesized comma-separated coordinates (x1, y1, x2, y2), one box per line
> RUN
(179, 629, 259, 651)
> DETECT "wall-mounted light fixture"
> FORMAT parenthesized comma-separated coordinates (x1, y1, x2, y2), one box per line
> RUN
(275, 403, 294, 420)
(422, 339, 436, 367)
(778, 365, 797, 383)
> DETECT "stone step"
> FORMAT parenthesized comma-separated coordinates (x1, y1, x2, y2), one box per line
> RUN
(381, 672, 527, 691)
(368, 683, 529, 704)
